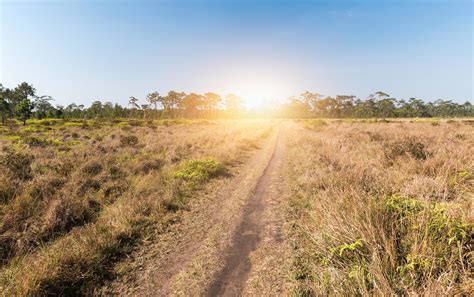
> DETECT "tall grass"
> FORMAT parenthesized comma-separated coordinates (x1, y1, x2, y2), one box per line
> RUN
(287, 120, 473, 295)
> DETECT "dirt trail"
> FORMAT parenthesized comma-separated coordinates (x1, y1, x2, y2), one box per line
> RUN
(101, 123, 291, 296)
(207, 131, 284, 296)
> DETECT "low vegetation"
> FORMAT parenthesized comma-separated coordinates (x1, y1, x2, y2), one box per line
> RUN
(287, 119, 473, 295)
(0, 119, 274, 295)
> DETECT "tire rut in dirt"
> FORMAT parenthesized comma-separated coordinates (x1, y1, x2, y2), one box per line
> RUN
(207, 132, 282, 296)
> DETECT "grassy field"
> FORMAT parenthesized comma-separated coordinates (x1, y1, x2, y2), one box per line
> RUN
(0, 118, 274, 295)
(0, 118, 472, 295)
(287, 119, 473, 295)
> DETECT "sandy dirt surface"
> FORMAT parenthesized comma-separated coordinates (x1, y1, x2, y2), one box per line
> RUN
(100, 123, 294, 296)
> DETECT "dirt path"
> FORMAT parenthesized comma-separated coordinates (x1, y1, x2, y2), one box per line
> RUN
(101, 123, 292, 296)
(206, 131, 285, 296)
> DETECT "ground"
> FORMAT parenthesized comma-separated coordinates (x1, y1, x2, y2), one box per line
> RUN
(101, 121, 295, 296)
(0, 118, 472, 295)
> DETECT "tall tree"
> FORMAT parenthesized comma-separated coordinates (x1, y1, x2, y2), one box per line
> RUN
(203, 92, 222, 111)
(128, 96, 139, 109)
(181, 93, 203, 117)
(165, 90, 185, 118)
(15, 98, 35, 125)
(146, 91, 160, 118)
(300, 91, 323, 115)
(0, 84, 10, 125)
(34, 95, 54, 119)
(11, 82, 36, 119)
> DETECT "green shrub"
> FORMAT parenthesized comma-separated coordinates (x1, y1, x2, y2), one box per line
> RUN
(0, 148, 34, 180)
(174, 157, 226, 184)
(0, 174, 16, 203)
(22, 136, 49, 147)
(383, 195, 472, 287)
(133, 158, 164, 174)
(63, 121, 85, 127)
(120, 135, 139, 147)
(331, 239, 364, 257)
(81, 161, 103, 176)
(303, 119, 327, 130)
(384, 137, 429, 162)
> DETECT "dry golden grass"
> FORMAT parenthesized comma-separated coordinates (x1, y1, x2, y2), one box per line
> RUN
(1, 118, 472, 295)
(287, 119, 473, 295)
(0, 119, 275, 295)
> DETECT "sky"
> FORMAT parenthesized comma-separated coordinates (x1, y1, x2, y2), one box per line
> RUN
(0, 0, 473, 108)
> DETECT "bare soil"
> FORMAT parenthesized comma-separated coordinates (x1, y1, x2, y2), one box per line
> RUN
(207, 130, 285, 296)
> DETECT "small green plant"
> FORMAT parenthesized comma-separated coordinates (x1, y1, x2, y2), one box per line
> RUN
(396, 254, 431, 278)
(63, 121, 85, 127)
(3, 135, 21, 141)
(386, 195, 423, 216)
(331, 239, 364, 257)
(174, 157, 226, 184)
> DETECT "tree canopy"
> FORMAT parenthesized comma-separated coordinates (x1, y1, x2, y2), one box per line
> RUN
(0, 82, 472, 122)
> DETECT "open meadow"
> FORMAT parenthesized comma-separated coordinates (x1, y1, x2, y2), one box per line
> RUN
(0, 118, 472, 295)
(2, 0, 473, 295)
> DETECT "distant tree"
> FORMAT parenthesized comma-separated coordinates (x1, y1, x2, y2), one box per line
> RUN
(0, 84, 10, 124)
(15, 98, 35, 125)
(11, 82, 36, 120)
(281, 97, 311, 118)
(89, 101, 103, 118)
(129, 96, 139, 109)
(335, 95, 356, 117)
(224, 94, 244, 115)
(374, 91, 390, 99)
(376, 97, 397, 117)
(128, 96, 140, 118)
(141, 104, 150, 119)
(112, 103, 125, 118)
(203, 92, 222, 112)
(165, 90, 185, 118)
(408, 97, 430, 117)
(64, 103, 85, 119)
(300, 91, 323, 116)
(54, 105, 64, 118)
(181, 93, 203, 117)
(146, 91, 160, 118)
(34, 95, 54, 119)
(314, 96, 338, 117)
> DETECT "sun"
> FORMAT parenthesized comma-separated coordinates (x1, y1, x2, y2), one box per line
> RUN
(229, 77, 291, 110)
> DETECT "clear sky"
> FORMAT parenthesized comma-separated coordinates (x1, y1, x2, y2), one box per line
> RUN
(1, 0, 472, 108)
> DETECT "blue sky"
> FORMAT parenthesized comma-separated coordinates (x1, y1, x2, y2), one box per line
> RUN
(1, 0, 472, 107)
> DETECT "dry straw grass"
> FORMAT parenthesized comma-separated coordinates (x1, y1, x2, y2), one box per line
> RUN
(0, 119, 275, 295)
(287, 119, 473, 295)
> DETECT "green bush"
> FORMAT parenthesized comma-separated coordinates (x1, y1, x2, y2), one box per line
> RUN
(0, 148, 34, 180)
(384, 137, 429, 162)
(81, 161, 103, 176)
(383, 195, 472, 287)
(174, 157, 226, 184)
(120, 135, 139, 146)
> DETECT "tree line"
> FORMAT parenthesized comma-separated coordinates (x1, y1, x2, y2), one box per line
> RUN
(281, 91, 473, 118)
(1, 82, 472, 124)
